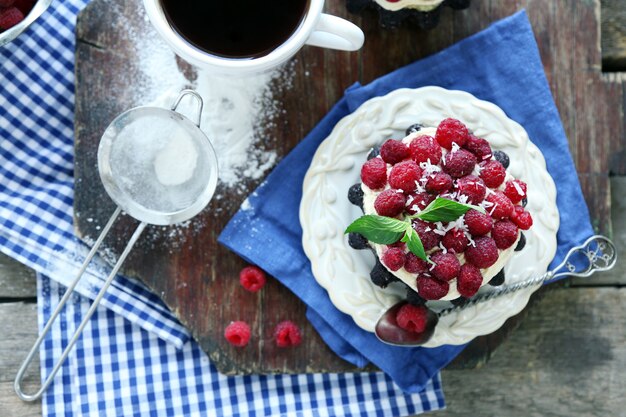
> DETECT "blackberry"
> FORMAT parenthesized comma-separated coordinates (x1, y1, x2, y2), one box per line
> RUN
(521, 197, 528, 207)
(515, 233, 526, 251)
(348, 183, 364, 208)
(367, 145, 381, 160)
(348, 233, 369, 250)
(489, 269, 505, 286)
(405, 123, 423, 136)
(492, 150, 510, 169)
(406, 287, 426, 306)
(370, 261, 398, 288)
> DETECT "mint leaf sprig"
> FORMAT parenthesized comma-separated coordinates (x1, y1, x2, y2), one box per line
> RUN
(345, 197, 484, 262)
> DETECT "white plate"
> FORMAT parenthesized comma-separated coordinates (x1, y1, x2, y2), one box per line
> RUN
(300, 87, 559, 347)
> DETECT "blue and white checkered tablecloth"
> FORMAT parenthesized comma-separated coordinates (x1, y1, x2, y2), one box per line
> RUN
(1, 0, 445, 415)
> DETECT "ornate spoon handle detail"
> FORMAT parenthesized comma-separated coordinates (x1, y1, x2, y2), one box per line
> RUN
(438, 235, 617, 318)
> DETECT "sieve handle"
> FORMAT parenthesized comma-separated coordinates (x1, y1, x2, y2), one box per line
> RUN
(171, 89, 204, 128)
(14, 208, 147, 402)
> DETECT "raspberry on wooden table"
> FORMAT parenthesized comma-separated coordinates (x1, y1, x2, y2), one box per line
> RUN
(224, 321, 251, 347)
(435, 118, 469, 149)
(409, 135, 442, 164)
(361, 157, 387, 190)
(374, 189, 406, 217)
(380, 139, 410, 164)
(395, 304, 429, 333)
(465, 236, 499, 268)
(239, 265, 267, 292)
(274, 321, 302, 348)
(416, 274, 449, 300)
(389, 160, 422, 192)
(443, 148, 477, 178)
(457, 264, 483, 298)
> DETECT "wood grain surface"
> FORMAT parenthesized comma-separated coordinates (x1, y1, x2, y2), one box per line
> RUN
(73, 0, 625, 375)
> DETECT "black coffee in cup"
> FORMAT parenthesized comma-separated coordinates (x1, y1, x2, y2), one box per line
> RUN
(160, 0, 310, 59)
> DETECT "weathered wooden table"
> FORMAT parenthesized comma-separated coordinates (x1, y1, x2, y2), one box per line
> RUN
(1, 0, 625, 415)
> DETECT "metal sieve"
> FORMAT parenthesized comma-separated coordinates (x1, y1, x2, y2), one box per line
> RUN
(15, 89, 218, 401)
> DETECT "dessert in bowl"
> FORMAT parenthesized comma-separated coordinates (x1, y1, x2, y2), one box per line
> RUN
(348, 118, 533, 304)
(300, 87, 558, 346)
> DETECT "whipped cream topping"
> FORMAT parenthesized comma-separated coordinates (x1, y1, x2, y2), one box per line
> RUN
(362, 127, 520, 301)
(372, 0, 445, 12)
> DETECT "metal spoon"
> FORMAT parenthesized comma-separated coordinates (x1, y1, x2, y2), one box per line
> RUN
(375, 235, 617, 347)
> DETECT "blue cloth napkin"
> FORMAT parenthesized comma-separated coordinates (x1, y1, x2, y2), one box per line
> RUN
(219, 10, 595, 393)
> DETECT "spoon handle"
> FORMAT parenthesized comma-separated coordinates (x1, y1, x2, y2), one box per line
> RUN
(438, 235, 617, 318)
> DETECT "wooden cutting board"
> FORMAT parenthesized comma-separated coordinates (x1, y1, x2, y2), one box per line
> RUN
(74, 0, 623, 374)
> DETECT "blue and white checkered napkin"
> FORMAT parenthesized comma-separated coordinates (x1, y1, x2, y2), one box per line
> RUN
(0, 0, 445, 415)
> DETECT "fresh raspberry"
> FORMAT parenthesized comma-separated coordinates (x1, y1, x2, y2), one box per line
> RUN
(417, 274, 449, 300)
(405, 192, 435, 214)
(239, 265, 267, 292)
(442, 228, 469, 253)
(360, 158, 387, 190)
(456, 175, 487, 204)
(395, 304, 429, 333)
(404, 252, 428, 273)
(436, 118, 469, 149)
(430, 251, 461, 281)
(425, 172, 453, 195)
(388, 160, 422, 192)
(491, 220, 519, 249)
(13, 0, 35, 14)
(380, 139, 410, 164)
(274, 321, 302, 348)
(224, 321, 251, 347)
(409, 135, 442, 164)
(464, 209, 493, 236)
(412, 219, 441, 251)
(464, 135, 492, 162)
(504, 180, 528, 204)
(381, 247, 406, 271)
(443, 149, 477, 178)
(486, 191, 514, 219)
(479, 160, 506, 188)
(0, 0, 15, 7)
(511, 206, 533, 230)
(0, 7, 24, 29)
(465, 236, 499, 268)
(374, 189, 406, 217)
(457, 264, 483, 298)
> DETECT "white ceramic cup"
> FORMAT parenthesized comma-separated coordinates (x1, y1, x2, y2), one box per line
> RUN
(143, 0, 365, 75)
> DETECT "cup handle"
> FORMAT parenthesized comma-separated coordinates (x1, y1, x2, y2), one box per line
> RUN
(305, 13, 364, 51)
